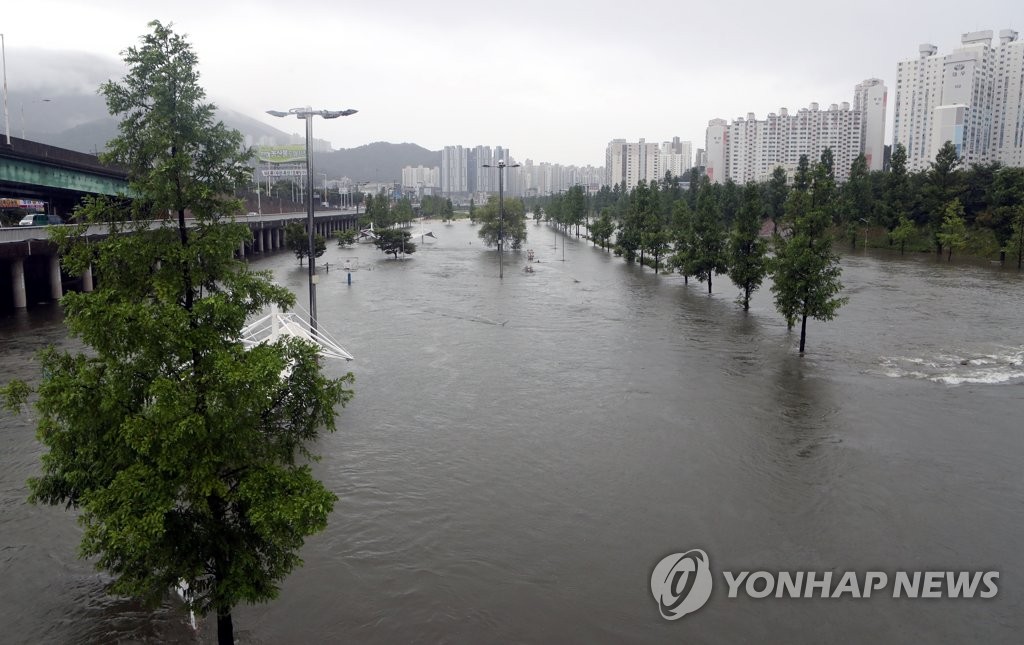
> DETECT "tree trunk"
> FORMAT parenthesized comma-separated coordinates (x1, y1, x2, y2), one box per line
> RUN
(947, 248, 952, 262)
(743, 286, 750, 311)
(707, 274, 712, 294)
(217, 610, 234, 645)
(799, 313, 808, 353)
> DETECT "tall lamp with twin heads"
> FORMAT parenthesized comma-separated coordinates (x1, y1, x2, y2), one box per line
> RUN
(482, 159, 520, 279)
(265, 107, 357, 333)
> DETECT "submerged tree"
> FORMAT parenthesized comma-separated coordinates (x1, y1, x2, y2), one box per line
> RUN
(771, 185, 847, 353)
(890, 214, 915, 255)
(476, 194, 527, 250)
(286, 220, 326, 264)
(1, 22, 353, 645)
(590, 211, 615, 250)
(727, 182, 769, 310)
(937, 198, 968, 261)
(685, 183, 728, 293)
(374, 227, 417, 258)
(1007, 206, 1024, 270)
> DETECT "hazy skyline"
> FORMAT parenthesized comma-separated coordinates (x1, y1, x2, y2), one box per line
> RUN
(2, 0, 1019, 167)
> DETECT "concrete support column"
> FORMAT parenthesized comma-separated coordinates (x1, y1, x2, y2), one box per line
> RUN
(263, 228, 271, 252)
(11, 258, 27, 309)
(239, 241, 246, 259)
(49, 255, 63, 301)
(82, 264, 94, 292)
(254, 228, 263, 253)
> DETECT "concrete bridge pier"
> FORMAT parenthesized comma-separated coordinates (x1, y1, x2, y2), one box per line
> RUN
(254, 228, 263, 254)
(82, 264, 94, 292)
(11, 258, 27, 309)
(49, 255, 63, 301)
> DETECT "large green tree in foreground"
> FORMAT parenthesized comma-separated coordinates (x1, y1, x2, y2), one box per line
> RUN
(1, 22, 352, 645)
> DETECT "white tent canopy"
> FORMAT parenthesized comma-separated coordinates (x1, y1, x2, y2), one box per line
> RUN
(241, 304, 354, 361)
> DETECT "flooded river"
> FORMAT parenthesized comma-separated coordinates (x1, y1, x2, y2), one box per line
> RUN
(1, 220, 1021, 643)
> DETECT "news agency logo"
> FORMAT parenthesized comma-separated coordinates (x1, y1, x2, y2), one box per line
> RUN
(651, 548, 1000, 621)
(650, 549, 714, 620)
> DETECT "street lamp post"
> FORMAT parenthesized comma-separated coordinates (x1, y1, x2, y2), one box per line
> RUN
(483, 159, 520, 279)
(266, 106, 356, 332)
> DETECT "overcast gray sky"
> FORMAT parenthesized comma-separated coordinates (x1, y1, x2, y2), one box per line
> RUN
(3, 0, 1020, 167)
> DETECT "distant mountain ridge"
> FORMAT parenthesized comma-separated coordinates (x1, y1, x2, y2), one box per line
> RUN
(32, 112, 439, 183)
(6, 50, 439, 182)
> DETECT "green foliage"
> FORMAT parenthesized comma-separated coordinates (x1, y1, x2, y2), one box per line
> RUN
(811, 149, 837, 212)
(685, 183, 729, 292)
(924, 141, 963, 253)
(335, 229, 358, 247)
(668, 199, 694, 281)
(285, 221, 326, 264)
(881, 143, 910, 232)
(793, 155, 811, 192)
(616, 181, 654, 263)
(9, 22, 354, 642)
(719, 179, 741, 227)
(392, 197, 414, 226)
(1006, 206, 1024, 270)
(591, 212, 615, 249)
(728, 183, 769, 310)
(364, 194, 393, 230)
(937, 199, 968, 261)
(565, 185, 587, 235)
(476, 195, 527, 250)
(841, 154, 872, 227)
(890, 215, 915, 254)
(770, 189, 847, 353)
(374, 227, 416, 258)
(764, 166, 789, 234)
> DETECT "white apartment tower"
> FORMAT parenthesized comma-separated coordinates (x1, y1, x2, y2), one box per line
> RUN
(441, 145, 468, 195)
(605, 139, 627, 188)
(894, 29, 1023, 171)
(705, 80, 885, 184)
(705, 119, 728, 184)
(606, 138, 693, 189)
(854, 78, 887, 171)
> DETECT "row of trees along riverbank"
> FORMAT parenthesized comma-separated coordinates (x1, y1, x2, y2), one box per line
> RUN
(540, 155, 849, 353)
(534, 143, 1024, 270)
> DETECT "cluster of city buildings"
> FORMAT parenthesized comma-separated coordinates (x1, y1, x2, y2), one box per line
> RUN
(394, 27, 1022, 198)
(698, 28, 1023, 185)
(403, 145, 604, 200)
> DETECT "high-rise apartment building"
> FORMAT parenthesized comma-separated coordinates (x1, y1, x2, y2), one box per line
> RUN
(441, 145, 468, 195)
(604, 138, 693, 189)
(705, 80, 885, 184)
(401, 166, 440, 190)
(893, 29, 1023, 171)
(704, 119, 728, 184)
(854, 78, 888, 171)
